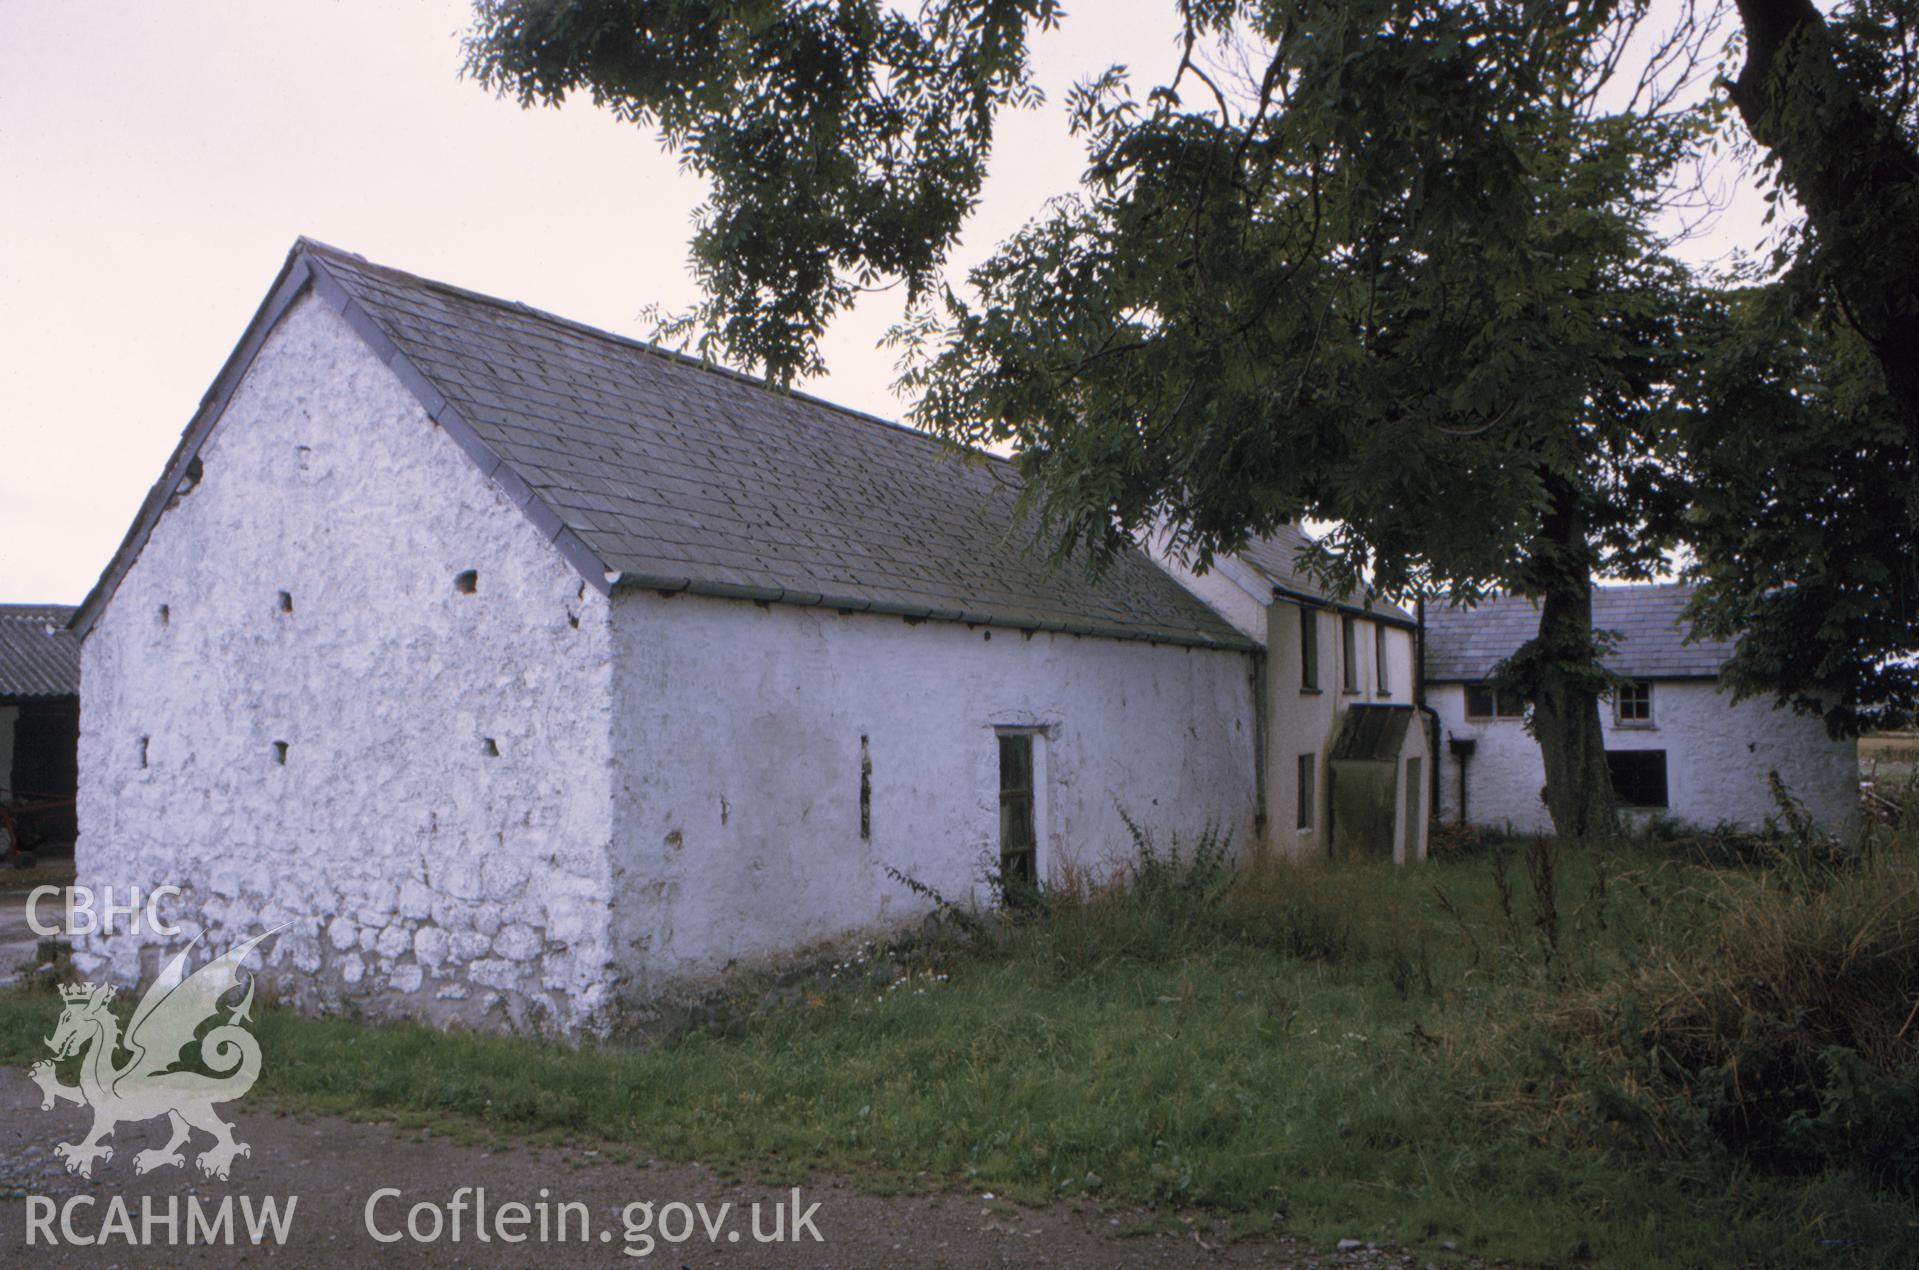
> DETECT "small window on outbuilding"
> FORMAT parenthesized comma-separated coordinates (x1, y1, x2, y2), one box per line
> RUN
(1341, 616, 1360, 693)
(454, 570, 479, 595)
(1374, 623, 1390, 696)
(1615, 681, 1654, 725)
(1296, 753, 1316, 830)
(997, 732, 1037, 888)
(1607, 749, 1669, 808)
(1299, 609, 1320, 692)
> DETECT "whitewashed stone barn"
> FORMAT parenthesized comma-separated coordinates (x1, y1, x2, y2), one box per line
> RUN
(69, 240, 1264, 1032)
(1424, 584, 1859, 837)
(1152, 527, 1431, 862)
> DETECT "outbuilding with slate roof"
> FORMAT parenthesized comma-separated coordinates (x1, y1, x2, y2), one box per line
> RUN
(0, 604, 80, 852)
(1422, 584, 1856, 836)
(69, 240, 1262, 1032)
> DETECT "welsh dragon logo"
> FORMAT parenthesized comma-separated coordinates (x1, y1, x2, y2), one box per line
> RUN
(30, 929, 278, 1179)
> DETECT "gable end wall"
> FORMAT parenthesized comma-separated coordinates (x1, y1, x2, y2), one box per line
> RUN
(75, 293, 618, 1033)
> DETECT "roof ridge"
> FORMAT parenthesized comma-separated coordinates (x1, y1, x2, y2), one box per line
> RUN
(292, 237, 1010, 471)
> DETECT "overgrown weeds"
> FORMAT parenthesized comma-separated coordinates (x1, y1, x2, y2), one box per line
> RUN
(7, 806, 1915, 1265)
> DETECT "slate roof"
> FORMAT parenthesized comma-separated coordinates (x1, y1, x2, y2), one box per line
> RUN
(75, 241, 1253, 652)
(0, 605, 80, 699)
(1235, 525, 1416, 627)
(1424, 583, 1733, 682)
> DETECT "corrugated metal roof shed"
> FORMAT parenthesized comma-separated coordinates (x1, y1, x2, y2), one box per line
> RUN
(0, 605, 79, 698)
(1424, 583, 1733, 681)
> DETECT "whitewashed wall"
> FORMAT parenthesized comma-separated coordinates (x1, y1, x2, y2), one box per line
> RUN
(1429, 680, 1859, 838)
(604, 589, 1261, 994)
(75, 294, 618, 1034)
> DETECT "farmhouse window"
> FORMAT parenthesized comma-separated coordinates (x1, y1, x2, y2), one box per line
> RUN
(1615, 681, 1654, 725)
(1374, 624, 1390, 695)
(1465, 684, 1526, 720)
(1606, 749, 1669, 809)
(1297, 753, 1316, 830)
(1342, 616, 1360, 693)
(1300, 609, 1320, 691)
(998, 732, 1037, 887)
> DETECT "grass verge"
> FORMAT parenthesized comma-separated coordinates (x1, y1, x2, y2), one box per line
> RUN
(4, 827, 1916, 1266)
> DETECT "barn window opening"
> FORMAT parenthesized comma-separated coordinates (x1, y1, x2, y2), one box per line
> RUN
(1374, 624, 1390, 695)
(1607, 749, 1668, 808)
(1465, 683, 1527, 720)
(1614, 681, 1654, 725)
(272, 741, 287, 766)
(158, 604, 170, 626)
(1296, 753, 1316, 830)
(859, 736, 872, 840)
(1341, 616, 1360, 693)
(1299, 609, 1320, 691)
(481, 738, 499, 757)
(455, 570, 479, 594)
(277, 590, 293, 614)
(997, 732, 1036, 888)
(137, 736, 149, 770)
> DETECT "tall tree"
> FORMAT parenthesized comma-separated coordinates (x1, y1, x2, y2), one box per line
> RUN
(1728, 0, 1919, 524)
(463, 2, 1701, 837)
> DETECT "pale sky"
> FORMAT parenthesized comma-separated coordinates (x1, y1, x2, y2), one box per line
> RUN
(0, 0, 1761, 604)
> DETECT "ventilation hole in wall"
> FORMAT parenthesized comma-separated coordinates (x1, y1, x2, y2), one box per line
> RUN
(481, 738, 499, 757)
(577, 582, 586, 601)
(455, 570, 479, 595)
(158, 604, 170, 626)
(272, 741, 288, 766)
(137, 736, 149, 770)
(568, 612, 580, 630)
(296, 445, 312, 470)
(859, 736, 872, 841)
(982, 630, 992, 641)
(176, 455, 204, 496)
(277, 591, 293, 614)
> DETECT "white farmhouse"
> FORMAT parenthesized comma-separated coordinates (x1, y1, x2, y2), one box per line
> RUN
(70, 240, 1265, 1033)
(1423, 584, 1858, 837)
(1151, 527, 1431, 862)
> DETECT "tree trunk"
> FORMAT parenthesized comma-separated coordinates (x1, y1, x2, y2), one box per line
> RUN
(1732, 0, 1919, 524)
(1513, 476, 1619, 840)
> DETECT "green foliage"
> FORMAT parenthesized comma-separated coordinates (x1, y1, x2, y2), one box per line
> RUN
(8, 826, 1919, 1263)
(464, 0, 1061, 382)
(466, 0, 1919, 745)
(468, 1, 1699, 594)
(1678, 285, 1919, 733)
(1544, 840, 1919, 1195)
